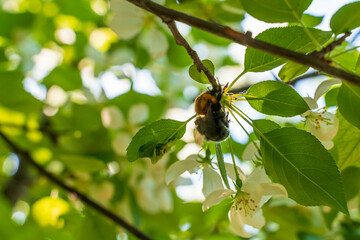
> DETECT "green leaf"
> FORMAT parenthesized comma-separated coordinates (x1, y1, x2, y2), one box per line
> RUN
(54, 0, 98, 21)
(261, 127, 348, 214)
(78, 211, 117, 240)
(51, 104, 102, 132)
(278, 61, 309, 82)
(192, 28, 232, 46)
(109, 90, 167, 124)
(301, 14, 324, 27)
(329, 42, 359, 72)
(0, 70, 42, 114)
(244, 27, 332, 72)
(245, 81, 310, 117)
(167, 37, 192, 67)
(338, 82, 360, 129)
(252, 119, 281, 139)
(263, 204, 326, 239)
(43, 66, 82, 91)
(0, 11, 34, 37)
(188, 59, 214, 84)
(341, 166, 360, 200)
(325, 86, 339, 107)
(215, 143, 230, 189)
(58, 154, 107, 172)
(330, 1, 360, 35)
(332, 112, 360, 171)
(239, 0, 312, 23)
(126, 119, 187, 163)
(355, 55, 360, 75)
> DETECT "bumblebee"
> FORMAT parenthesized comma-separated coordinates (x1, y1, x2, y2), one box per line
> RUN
(194, 89, 229, 142)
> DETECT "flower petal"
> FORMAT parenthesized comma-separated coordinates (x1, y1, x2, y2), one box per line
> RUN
(303, 97, 318, 110)
(242, 140, 260, 161)
(260, 182, 288, 200)
(307, 111, 339, 141)
(202, 189, 235, 211)
(244, 167, 270, 184)
(241, 181, 263, 206)
(321, 140, 334, 150)
(202, 165, 224, 197)
(229, 206, 252, 238)
(224, 162, 246, 181)
(165, 155, 199, 185)
(241, 208, 265, 229)
(313, 79, 341, 102)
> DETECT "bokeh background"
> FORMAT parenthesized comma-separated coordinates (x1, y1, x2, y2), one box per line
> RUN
(0, 0, 359, 239)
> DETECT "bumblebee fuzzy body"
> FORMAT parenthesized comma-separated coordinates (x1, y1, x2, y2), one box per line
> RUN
(195, 90, 229, 142)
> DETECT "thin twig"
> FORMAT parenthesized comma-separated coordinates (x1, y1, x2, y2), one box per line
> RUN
(287, 71, 322, 85)
(126, 0, 360, 87)
(309, 32, 351, 59)
(165, 20, 220, 91)
(0, 131, 154, 240)
(228, 71, 322, 94)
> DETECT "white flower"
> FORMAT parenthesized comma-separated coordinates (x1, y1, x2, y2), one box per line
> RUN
(202, 167, 287, 238)
(165, 154, 224, 197)
(302, 109, 339, 142)
(302, 79, 341, 145)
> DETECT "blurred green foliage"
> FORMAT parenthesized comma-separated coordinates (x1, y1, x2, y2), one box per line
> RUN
(0, 0, 359, 239)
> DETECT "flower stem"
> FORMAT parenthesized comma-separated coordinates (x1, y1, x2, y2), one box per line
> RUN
(227, 105, 261, 153)
(227, 138, 241, 182)
(224, 71, 246, 94)
(215, 143, 231, 189)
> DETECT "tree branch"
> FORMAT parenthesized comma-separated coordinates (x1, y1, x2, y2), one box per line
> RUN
(165, 21, 220, 91)
(0, 131, 153, 240)
(126, 0, 360, 87)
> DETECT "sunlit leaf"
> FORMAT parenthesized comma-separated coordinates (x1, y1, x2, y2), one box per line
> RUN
(252, 119, 280, 139)
(330, 1, 360, 35)
(332, 112, 360, 171)
(341, 166, 360, 200)
(301, 14, 324, 27)
(239, 0, 312, 23)
(325, 86, 340, 107)
(244, 27, 332, 72)
(261, 127, 348, 214)
(329, 42, 359, 72)
(127, 119, 187, 163)
(278, 61, 309, 82)
(188, 59, 214, 84)
(338, 82, 360, 129)
(356, 55, 360, 75)
(245, 80, 310, 117)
